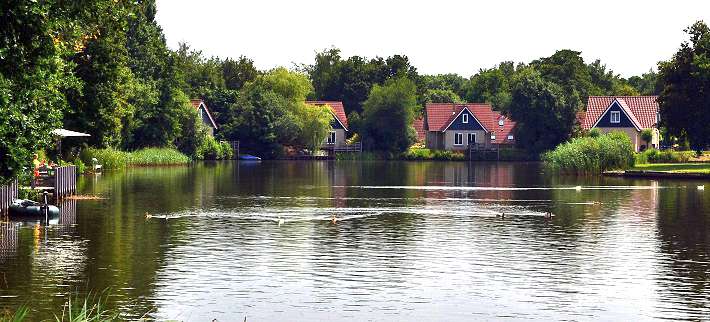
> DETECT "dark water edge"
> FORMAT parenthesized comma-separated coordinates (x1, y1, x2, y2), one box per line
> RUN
(0, 161, 708, 321)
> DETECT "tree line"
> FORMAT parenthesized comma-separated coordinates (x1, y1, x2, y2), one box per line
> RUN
(1, 0, 707, 182)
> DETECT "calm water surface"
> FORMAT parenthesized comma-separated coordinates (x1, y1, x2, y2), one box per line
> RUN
(1, 161, 709, 321)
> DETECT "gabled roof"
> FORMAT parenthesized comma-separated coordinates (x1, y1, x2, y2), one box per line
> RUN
(306, 101, 349, 131)
(190, 99, 218, 129)
(425, 103, 516, 144)
(412, 117, 425, 142)
(581, 96, 658, 130)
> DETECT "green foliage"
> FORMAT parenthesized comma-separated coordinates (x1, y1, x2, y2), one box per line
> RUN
(634, 148, 693, 164)
(627, 70, 660, 95)
(658, 21, 710, 153)
(640, 129, 653, 144)
(54, 292, 119, 322)
(298, 104, 333, 152)
(361, 78, 418, 154)
(80, 148, 129, 169)
(80, 147, 188, 168)
(401, 148, 465, 161)
(0, 305, 29, 322)
(543, 131, 635, 174)
(588, 128, 602, 138)
(507, 68, 581, 154)
(423, 89, 463, 103)
(464, 62, 517, 110)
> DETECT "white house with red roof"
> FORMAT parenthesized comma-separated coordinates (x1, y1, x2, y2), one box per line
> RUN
(190, 99, 218, 136)
(423, 103, 516, 151)
(578, 96, 660, 152)
(306, 101, 349, 148)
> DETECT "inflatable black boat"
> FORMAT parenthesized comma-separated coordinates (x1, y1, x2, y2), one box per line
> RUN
(9, 199, 60, 217)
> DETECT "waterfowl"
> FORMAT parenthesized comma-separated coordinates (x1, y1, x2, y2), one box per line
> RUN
(699, 185, 705, 191)
(544, 212, 554, 219)
(145, 212, 152, 219)
(496, 213, 505, 218)
(331, 214, 338, 224)
(574, 186, 582, 191)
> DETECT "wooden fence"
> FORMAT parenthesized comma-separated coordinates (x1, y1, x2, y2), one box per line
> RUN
(333, 142, 362, 153)
(0, 179, 18, 214)
(54, 166, 76, 199)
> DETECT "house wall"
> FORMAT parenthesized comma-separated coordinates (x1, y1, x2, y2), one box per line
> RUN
(596, 102, 636, 128)
(323, 128, 347, 148)
(426, 132, 444, 150)
(444, 130, 488, 150)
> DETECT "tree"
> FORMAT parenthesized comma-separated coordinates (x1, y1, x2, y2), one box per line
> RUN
(297, 104, 333, 152)
(628, 70, 660, 95)
(640, 129, 653, 147)
(423, 89, 463, 104)
(506, 68, 581, 154)
(658, 21, 710, 153)
(222, 56, 258, 91)
(361, 78, 418, 154)
(464, 62, 518, 110)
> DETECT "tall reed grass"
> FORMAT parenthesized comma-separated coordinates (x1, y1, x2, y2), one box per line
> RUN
(543, 131, 635, 174)
(81, 147, 190, 169)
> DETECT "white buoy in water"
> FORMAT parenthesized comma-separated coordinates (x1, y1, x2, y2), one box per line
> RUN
(699, 185, 705, 191)
(575, 186, 582, 191)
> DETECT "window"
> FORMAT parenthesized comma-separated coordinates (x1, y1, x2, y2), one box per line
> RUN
(454, 133, 463, 145)
(491, 134, 496, 140)
(327, 131, 336, 144)
(498, 118, 504, 126)
(462, 113, 469, 124)
(507, 135, 514, 140)
(610, 111, 620, 123)
(468, 133, 476, 145)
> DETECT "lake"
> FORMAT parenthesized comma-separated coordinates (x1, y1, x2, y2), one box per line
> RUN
(1, 161, 709, 321)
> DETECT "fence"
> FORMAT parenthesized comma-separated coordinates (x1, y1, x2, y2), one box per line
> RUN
(0, 179, 18, 214)
(54, 166, 76, 199)
(333, 142, 362, 153)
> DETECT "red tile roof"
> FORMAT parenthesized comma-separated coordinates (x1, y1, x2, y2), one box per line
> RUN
(306, 101, 348, 131)
(425, 103, 516, 145)
(581, 96, 658, 130)
(190, 99, 218, 129)
(412, 117, 425, 142)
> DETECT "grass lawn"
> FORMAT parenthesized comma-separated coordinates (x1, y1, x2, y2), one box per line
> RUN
(631, 163, 710, 174)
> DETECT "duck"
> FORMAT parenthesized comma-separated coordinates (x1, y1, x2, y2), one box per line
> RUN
(699, 185, 705, 191)
(544, 212, 554, 219)
(496, 212, 506, 218)
(574, 186, 582, 191)
(145, 212, 152, 219)
(331, 214, 338, 224)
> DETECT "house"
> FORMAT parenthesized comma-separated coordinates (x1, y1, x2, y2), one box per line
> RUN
(305, 101, 349, 148)
(423, 103, 516, 150)
(190, 99, 218, 136)
(578, 96, 660, 151)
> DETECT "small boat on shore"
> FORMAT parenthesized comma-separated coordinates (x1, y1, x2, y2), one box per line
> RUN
(9, 199, 60, 218)
(239, 154, 262, 161)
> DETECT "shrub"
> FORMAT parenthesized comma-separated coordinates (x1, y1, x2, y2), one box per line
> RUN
(640, 129, 653, 144)
(198, 136, 224, 160)
(543, 131, 635, 174)
(588, 128, 601, 138)
(635, 148, 693, 164)
(220, 141, 234, 159)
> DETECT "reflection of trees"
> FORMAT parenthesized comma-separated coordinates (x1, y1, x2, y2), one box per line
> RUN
(655, 184, 710, 315)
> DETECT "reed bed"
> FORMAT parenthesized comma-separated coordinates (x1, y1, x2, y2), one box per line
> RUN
(543, 131, 635, 174)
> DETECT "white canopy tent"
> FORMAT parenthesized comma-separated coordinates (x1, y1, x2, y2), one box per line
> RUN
(52, 129, 91, 137)
(52, 129, 90, 160)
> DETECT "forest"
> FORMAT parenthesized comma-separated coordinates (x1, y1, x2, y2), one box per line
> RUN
(1, 0, 708, 182)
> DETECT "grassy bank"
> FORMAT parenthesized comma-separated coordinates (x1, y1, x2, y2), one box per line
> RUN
(336, 147, 532, 161)
(80, 147, 190, 169)
(630, 163, 710, 174)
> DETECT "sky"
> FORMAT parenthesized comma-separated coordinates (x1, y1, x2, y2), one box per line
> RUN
(155, 0, 710, 78)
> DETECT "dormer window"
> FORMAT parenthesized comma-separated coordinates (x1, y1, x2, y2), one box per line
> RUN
(498, 118, 504, 127)
(462, 113, 469, 124)
(610, 111, 620, 123)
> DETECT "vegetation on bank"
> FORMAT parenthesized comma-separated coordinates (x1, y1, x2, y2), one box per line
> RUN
(543, 132, 635, 174)
(80, 148, 191, 169)
(634, 148, 694, 164)
(1, 292, 119, 322)
(630, 163, 710, 174)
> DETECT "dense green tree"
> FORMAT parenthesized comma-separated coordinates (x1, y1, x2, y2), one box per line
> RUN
(222, 56, 258, 91)
(361, 78, 418, 154)
(0, 0, 95, 181)
(423, 89, 463, 104)
(421, 73, 467, 98)
(658, 21, 710, 152)
(628, 70, 660, 95)
(507, 68, 581, 154)
(173, 43, 225, 98)
(464, 62, 518, 110)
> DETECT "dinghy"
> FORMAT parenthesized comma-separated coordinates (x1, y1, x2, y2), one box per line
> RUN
(9, 199, 60, 218)
(239, 154, 262, 161)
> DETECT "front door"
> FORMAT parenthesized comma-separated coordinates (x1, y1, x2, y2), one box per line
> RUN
(467, 133, 476, 147)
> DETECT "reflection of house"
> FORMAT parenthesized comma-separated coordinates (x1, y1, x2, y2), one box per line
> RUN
(578, 96, 659, 151)
(190, 99, 218, 136)
(423, 103, 516, 151)
(306, 101, 349, 148)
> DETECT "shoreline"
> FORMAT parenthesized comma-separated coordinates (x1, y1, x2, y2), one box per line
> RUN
(603, 170, 710, 180)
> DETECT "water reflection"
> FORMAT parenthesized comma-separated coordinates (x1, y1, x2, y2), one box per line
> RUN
(0, 161, 708, 321)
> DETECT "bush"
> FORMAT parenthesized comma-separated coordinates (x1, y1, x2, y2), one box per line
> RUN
(543, 131, 635, 174)
(220, 141, 234, 159)
(588, 128, 601, 138)
(635, 148, 693, 164)
(401, 148, 465, 161)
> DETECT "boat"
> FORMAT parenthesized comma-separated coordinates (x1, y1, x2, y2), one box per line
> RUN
(9, 199, 60, 218)
(239, 154, 262, 161)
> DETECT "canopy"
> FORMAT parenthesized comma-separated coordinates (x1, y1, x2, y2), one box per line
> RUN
(52, 129, 90, 137)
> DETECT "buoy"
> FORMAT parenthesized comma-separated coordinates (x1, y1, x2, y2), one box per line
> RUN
(699, 185, 705, 191)
(574, 186, 582, 191)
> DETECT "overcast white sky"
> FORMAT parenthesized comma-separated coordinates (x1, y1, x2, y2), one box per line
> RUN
(155, 0, 710, 78)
